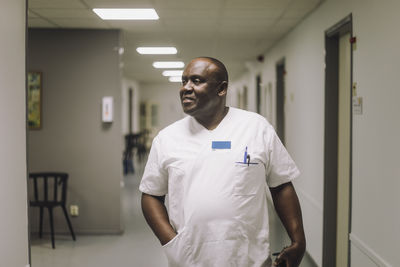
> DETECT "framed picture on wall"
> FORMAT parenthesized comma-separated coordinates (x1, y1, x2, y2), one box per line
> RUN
(28, 72, 42, 130)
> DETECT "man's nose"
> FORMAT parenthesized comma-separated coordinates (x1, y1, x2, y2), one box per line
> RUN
(182, 80, 194, 91)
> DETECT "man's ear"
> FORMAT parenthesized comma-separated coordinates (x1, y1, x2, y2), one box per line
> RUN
(217, 81, 228, 96)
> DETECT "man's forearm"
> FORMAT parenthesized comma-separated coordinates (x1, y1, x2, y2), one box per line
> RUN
(141, 193, 177, 245)
(270, 182, 306, 267)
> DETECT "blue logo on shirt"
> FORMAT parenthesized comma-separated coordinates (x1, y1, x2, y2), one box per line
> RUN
(212, 141, 231, 150)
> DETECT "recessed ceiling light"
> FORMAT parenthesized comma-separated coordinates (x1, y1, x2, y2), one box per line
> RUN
(93, 8, 159, 20)
(137, 47, 177, 55)
(162, 70, 183, 77)
(169, 76, 182, 83)
(153, 61, 184, 68)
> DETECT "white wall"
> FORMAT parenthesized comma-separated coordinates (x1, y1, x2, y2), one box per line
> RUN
(230, 0, 400, 266)
(229, 70, 258, 114)
(350, 1, 400, 266)
(0, 0, 29, 266)
(122, 78, 140, 134)
(139, 82, 185, 134)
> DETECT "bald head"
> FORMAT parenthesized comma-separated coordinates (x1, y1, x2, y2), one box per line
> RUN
(191, 57, 229, 85)
(180, 57, 229, 122)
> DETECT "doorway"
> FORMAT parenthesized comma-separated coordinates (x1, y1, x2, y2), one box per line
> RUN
(323, 15, 353, 267)
(256, 74, 262, 114)
(276, 59, 285, 145)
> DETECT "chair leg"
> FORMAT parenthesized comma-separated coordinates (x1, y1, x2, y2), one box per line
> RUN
(39, 207, 44, 239)
(48, 207, 55, 249)
(61, 205, 76, 241)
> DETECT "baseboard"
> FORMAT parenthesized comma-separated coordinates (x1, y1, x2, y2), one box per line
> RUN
(31, 228, 124, 235)
(350, 233, 392, 267)
(301, 250, 319, 267)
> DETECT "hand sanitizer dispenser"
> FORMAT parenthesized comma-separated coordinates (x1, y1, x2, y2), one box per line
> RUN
(102, 96, 113, 123)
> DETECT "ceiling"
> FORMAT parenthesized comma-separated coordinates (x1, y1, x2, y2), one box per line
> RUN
(28, 0, 323, 83)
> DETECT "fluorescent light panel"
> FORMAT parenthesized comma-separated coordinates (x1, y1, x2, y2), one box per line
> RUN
(169, 76, 182, 82)
(162, 70, 183, 77)
(137, 47, 177, 55)
(153, 61, 184, 68)
(93, 8, 159, 20)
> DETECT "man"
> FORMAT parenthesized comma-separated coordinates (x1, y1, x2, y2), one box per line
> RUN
(140, 57, 306, 267)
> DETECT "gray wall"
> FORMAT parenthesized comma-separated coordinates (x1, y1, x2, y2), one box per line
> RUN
(28, 29, 123, 234)
(0, 0, 29, 266)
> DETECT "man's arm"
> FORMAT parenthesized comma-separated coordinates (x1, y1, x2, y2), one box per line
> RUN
(141, 193, 177, 245)
(269, 182, 306, 267)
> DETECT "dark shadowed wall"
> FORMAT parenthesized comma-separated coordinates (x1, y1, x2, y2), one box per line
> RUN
(28, 29, 123, 234)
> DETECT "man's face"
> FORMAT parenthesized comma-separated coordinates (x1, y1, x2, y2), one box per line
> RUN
(179, 59, 223, 117)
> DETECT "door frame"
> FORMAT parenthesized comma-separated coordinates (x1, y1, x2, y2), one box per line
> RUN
(322, 14, 353, 267)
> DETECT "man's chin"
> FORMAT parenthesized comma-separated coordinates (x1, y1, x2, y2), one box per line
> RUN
(182, 105, 198, 116)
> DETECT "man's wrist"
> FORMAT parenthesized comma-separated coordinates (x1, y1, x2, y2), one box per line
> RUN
(160, 230, 177, 245)
(291, 240, 306, 257)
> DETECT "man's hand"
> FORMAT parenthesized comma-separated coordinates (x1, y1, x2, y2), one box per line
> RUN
(270, 182, 306, 267)
(273, 242, 306, 267)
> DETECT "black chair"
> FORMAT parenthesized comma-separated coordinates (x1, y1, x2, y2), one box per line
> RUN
(29, 172, 76, 248)
(123, 131, 149, 174)
(123, 133, 140, 174)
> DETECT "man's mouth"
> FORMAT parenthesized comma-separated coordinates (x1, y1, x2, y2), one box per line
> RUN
(182, 97, 195, 104)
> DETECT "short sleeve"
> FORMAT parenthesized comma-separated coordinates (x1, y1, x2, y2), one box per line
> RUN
(265, 126, 300, 188)
(139, 136, 168, 196)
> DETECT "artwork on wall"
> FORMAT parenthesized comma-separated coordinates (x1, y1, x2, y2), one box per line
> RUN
(28, 72, 42, 129)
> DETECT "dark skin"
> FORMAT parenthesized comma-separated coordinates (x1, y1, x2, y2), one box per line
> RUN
(141, 194, 176, 245)
(141, 57, 306, 266)
(270, 182, 306, 266)
(179, 58, 228, 130)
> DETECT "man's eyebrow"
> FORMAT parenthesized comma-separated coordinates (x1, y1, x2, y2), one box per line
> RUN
(182, 74, 204, 80)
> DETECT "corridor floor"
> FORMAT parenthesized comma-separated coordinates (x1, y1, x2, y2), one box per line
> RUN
(30, 161, 167, 267)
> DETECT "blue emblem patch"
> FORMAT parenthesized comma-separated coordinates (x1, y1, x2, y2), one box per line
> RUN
(212, 141, 231, 150)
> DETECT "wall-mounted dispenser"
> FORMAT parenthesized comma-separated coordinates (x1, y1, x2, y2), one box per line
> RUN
(102, 96, 113, 122)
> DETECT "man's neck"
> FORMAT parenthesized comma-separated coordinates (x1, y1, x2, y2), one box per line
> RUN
(195, 106, 229, 130)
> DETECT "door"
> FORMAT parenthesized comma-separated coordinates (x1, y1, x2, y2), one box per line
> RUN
(322, 15, 353, 267)
(276, 60, 285, 145)
(256, 74, 262, 114)
(336, 32, 351, 267)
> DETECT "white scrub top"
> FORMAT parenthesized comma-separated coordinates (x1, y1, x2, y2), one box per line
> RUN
(139, 107, 300, 267)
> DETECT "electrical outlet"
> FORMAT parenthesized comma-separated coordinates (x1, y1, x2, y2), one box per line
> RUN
(70, 205, 79, 216)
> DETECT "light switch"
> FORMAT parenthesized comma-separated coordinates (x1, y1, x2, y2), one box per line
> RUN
(70, 205, 79, 216)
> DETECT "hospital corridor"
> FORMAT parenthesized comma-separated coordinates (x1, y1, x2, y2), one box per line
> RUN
(1, 0, 400, 267)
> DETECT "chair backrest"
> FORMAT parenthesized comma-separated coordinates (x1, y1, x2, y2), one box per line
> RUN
(29, 172, 69, 205)
(125, 133, 141, 148)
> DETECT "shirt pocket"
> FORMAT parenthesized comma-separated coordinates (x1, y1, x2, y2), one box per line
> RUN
(162, 227, 190, 267)
(233, 160, 265, 196)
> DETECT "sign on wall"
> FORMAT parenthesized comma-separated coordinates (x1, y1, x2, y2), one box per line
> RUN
(28, 72, 42, 130)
